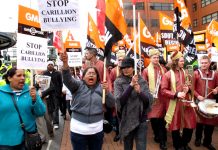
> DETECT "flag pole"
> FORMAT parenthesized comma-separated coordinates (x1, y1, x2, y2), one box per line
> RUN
(60, 31, 65, 53)
(102, 58, 106, 104)
(156, 32, 159, 46)
(138, 12, 141, 75)
(30, 69, 34, 87)
(133, 4, 137, 75)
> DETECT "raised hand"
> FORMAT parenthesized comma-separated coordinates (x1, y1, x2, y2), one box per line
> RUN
(60, 52, 69, 69)
(29, 86, 37, 101)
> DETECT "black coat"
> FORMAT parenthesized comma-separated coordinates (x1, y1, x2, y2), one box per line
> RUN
(41, 81, 56, 113)
(43, 70, 63, 97)
(114, 75, 153, 139)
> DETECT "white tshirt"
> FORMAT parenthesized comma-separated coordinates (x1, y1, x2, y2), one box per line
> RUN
(70, 118, 103, 135)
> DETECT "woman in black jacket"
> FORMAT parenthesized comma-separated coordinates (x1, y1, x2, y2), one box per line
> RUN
(114, 57, 153, 150)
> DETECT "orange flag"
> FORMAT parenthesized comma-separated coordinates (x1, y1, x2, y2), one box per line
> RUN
(206, 20, 218, 48)
(159, 12, 179, 49)
(128, 28, 150, 68)
(159, 12, 173, 31)
(139, 16, 156, 46)
(174, 0, 191, 29)
(105, 0, 127, 58)
(65, 31, 74, 42)
(154, 32, 161, 44)
(174, 0, 197, 65)
(87, 13, 104, 49)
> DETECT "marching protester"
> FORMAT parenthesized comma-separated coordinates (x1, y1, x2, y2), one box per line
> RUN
(38, 74, 56, 138)
(62, 67, 81, 117)
(110, 49, 126, 142)
(43, 61, 63, 129)
(110, 49, 126, 93)
(84, 47, 114, 136)
(84, 47, 112, 90)
(60, 52, 115, 150)
(114, 57, 153, 150)
(107, 63, 114, 75)
(194, 55, 218, 150)
(0, 67, 46, 149)
(142, 49, 167, 150)
(34, 70, 53, 142)
(161, 51, 196, 150)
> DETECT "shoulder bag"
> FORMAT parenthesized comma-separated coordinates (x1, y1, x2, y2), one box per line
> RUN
(11, 95, 42, 150)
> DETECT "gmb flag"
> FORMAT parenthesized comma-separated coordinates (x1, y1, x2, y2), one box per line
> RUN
(139, 16, 156, 58)
(87, 13, 105, 60)
(105, 0, 127, 60)
(174, 0, 197, 65)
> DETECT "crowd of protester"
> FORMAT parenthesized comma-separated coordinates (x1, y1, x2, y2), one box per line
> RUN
(0, 46, 218, 150)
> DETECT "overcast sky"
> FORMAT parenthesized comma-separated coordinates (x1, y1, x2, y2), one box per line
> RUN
(0, 0, 97, 49)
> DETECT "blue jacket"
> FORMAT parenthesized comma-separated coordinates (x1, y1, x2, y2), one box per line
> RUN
(0, 84, 46, 146)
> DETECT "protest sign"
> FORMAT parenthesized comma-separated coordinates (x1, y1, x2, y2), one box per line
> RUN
(38, 0, 80, 30)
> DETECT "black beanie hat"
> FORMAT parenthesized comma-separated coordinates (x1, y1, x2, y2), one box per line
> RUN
(120, 57, 134, 69)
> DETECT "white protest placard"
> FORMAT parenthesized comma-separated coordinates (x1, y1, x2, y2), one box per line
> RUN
(211, 47, 218, 62)
(38, 0, 80, 30)
(17, 33, 48, 69)
(67, 52, 82, 67)
(35, 75, 51, 92)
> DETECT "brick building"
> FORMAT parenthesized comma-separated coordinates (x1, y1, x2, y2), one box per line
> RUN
(185, 0, 218, 32)
(122, 0, 218, 33)
(123, 0, 174, 35)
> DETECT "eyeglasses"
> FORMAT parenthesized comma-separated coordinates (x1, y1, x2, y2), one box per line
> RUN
(86, 72, 97, 76)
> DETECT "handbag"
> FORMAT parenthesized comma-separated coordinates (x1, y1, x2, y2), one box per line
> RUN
(10, 95, 42, 150)
(24, 132, 42, 150)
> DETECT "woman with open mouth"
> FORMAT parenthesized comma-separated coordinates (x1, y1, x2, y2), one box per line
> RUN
(60, 52, 115, 150)
(0, 67, 46, 149)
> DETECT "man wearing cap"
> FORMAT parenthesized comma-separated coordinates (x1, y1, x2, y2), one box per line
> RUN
(110, 49, 126, 92)
(43, 61, 63, 129)
(193, 55, 218, 150)
(161, 51, 196, 150)
(114, 57, 153, 150)
(142, 49, 167, 150)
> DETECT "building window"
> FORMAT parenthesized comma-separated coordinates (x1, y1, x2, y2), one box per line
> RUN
(123, 2, 132, 10)
(126, 19, 138, 27)
(201, 0, 217, 7)
(136, 2, 144, 10)
(193, 3, 197, 12)
(150, 3, 174, 11)
(151, 19, 159, 27)
(124, 2, 144, 10)
(193, 19, 198, 27)
(202, 12, 218, 24)
(212, 12, 218, 20)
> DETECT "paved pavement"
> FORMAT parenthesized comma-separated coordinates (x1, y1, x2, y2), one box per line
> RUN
(41, 114, 218, 150)
(41, 115, 65, 150)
